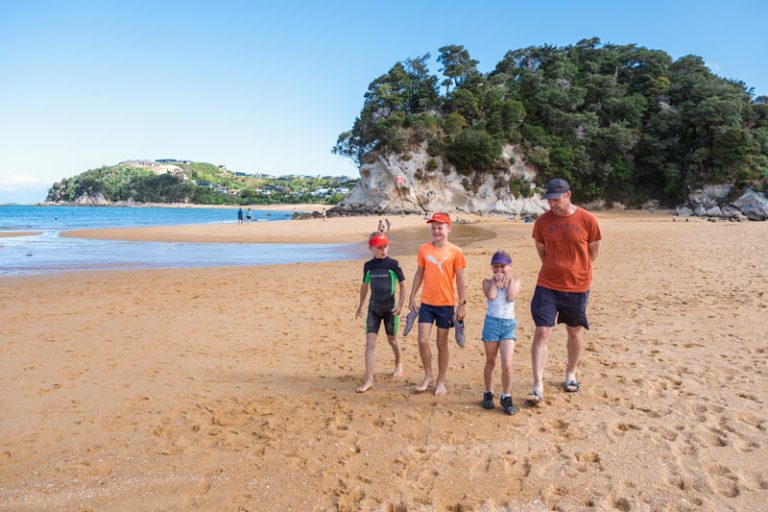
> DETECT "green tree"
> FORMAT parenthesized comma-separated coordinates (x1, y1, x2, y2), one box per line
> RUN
(437, 45, 479, 94)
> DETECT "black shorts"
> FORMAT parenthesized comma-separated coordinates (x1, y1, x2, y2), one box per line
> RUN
(531, 285, 590, 329)
(366, 309, 399, 336)
(418, 303, 455, 329)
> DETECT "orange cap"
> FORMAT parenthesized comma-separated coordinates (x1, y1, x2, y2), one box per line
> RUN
(426, 212, 451, 225)
(369, 233, 389, 247)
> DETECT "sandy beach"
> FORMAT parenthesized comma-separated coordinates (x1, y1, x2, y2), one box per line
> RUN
(0, 232, 42, 238)
(1, 213, 767, 511)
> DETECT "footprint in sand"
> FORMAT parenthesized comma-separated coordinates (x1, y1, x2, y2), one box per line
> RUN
(733, 437, 759, 452)
(704, 463, 740, 497)
(609, 422, 641, 436)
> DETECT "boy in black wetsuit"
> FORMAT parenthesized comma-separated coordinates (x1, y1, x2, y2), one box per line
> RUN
(354, 232, 407, 393)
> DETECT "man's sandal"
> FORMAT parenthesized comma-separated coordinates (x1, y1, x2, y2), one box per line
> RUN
(526, 389, 543, 405)
(563, 380, 581, 393)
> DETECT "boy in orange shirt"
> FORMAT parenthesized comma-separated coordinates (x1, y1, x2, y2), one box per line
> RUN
(407, 212, 467, 396)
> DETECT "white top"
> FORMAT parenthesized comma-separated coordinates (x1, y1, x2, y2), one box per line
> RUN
(486, 287, 516, 320)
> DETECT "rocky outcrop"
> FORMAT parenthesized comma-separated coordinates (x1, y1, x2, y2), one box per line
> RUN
(73, 192, 110, 206)
(733, 189, 768, 220)
(675, 185, 767, 221)
(332, 144, 547, 215)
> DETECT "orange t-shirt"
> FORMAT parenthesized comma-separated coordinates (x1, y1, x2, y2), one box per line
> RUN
(417, 241, 467, 306)
(532, 207, 601, 292)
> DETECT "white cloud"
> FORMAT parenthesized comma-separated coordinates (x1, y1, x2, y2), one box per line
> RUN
(0, 175, 50, 191)
(706, 61, 721, 72)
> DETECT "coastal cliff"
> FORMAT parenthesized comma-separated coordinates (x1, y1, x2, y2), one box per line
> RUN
(333, 144, 547, 216)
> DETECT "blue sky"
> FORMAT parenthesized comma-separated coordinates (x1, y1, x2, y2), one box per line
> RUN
(1, 0, 766, 203)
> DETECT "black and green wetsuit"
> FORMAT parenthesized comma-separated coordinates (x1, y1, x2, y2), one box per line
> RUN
(363, 256, 406, 335)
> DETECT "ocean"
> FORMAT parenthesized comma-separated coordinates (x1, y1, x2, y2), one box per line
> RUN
(0, 205, 362, 276)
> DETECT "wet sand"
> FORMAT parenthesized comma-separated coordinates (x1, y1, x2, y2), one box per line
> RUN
(0, 231, 42, 238)
(1, 213, 767, 511)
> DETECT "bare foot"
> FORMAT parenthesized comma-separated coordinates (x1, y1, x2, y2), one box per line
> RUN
(392, 365, 403, 378)
(356, 380, 373, 393)
(415, 375, 432, 393)
(434, 382, 448, 396)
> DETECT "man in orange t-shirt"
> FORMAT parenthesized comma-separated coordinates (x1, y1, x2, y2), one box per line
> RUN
(408, 212, 467, 396)
(527, 179, 601, 405)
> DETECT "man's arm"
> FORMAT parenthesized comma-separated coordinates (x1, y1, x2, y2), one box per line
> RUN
(535, 241, 546, 263)
(455, 267, 466, 320)
(588, 240, 601, 262)
(408, 267, 424, 311)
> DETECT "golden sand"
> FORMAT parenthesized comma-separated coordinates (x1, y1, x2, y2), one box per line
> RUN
(0, 231, 42, 238)
(1, 213, 766, 510)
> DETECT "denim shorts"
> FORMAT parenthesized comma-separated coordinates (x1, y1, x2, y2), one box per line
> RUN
(482, 315, 517, 342)
(418, 303, 455, 329)
(530, 285, 590, 329)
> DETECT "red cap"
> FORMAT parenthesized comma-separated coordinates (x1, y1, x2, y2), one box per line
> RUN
(426, 212, 451, 225)
(369, 233, 389, 247)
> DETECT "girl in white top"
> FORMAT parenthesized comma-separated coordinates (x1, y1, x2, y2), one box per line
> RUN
(481, 250, 522, 415)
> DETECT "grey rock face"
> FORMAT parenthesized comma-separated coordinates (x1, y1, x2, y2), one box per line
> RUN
(688, 184, 733, 208)
(732, 189, 768, 221)
(704, 206, 722, 217)
(334, 144, 548, 215)
(680, 184, 766, 221)
(73, 193, 110, 206)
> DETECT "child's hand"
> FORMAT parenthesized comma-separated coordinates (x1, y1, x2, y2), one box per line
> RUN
(494, 272, 505, 286)
(502, 273, 513, 288)
(392, 304, 402, 316)
(355, 306, 364, 319)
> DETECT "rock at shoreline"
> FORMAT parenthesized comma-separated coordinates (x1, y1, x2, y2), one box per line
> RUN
(733, 189, 768, 221)
(676, 186, 766, 221)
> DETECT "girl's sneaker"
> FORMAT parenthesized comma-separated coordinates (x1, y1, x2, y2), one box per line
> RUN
(482, 391, 495, 409)
(500, 395, 518, 415)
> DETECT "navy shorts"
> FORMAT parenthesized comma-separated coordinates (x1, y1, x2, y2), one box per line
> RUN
(367, 309, 399, 336)
(418, 303, 455, 329)
(531, 285, 590, 329)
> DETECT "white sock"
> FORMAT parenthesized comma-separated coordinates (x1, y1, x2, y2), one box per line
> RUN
(501, 393, 510, 399)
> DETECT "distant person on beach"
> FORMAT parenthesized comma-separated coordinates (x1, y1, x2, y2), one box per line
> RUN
(385, 218, 391, 232)
(237, 207, 244, 224)
(354, 232, 407, 393)
(247, 207, 252, 224)
(527, 178, 601, 405)
(407, 212, 467, 396)
(377, 219, 386, 233)
(480, 250, 522, 415)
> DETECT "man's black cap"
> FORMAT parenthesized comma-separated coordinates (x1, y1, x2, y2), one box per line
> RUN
(542, 178, 570, 200)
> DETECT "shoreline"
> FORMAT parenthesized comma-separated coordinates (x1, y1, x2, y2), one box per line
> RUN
(29, 202, 328, 211)
(60, 214, 496, 246)
(0, 231, 43, 238)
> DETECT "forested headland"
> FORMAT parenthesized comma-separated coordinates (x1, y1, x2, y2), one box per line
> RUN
(45, 160, 356, 205)
(333, 38, 768, 206)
